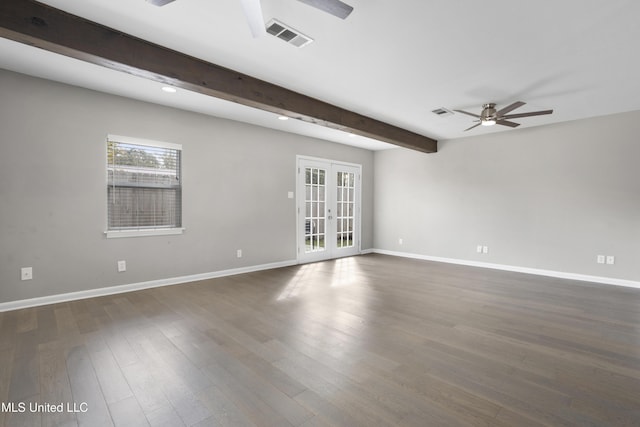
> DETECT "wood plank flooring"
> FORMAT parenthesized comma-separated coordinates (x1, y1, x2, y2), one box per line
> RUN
(1, 253, 640, 426)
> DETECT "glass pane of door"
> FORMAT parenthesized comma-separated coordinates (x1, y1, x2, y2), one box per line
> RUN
(304, 167, 326, 254)
(336, 171, 355, 249)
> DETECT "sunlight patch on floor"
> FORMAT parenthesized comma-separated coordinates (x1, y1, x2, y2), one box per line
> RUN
(276, 263, 320, 301)
(330, 257, 366, 288)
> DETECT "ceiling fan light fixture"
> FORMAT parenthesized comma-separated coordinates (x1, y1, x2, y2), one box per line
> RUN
(481, 119, 496, 126)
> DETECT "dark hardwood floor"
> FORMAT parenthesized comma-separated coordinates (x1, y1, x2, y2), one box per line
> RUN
(1, 254, 640, 426)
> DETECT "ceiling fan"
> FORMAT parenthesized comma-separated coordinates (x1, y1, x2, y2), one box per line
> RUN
(147, 0, 354, 38)
(455, 101, 553, 131)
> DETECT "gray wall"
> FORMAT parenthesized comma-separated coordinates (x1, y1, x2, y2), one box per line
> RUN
(0, 69, 374, 304)
(374, 110, 640, 282)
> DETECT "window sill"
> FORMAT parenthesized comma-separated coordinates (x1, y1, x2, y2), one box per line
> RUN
(105, 228, 185, 239)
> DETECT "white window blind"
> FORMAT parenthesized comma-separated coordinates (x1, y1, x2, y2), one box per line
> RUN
(107, 135, 182, 236)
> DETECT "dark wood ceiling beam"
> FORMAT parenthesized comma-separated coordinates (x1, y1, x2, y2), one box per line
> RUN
(0, 0, 437, 153)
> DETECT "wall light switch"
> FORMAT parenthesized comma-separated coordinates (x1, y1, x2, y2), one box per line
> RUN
(117, 260, 126, 272)
(606, 255, 615, 265)
(476, 245, 483, 253)
(399, 238, 403, 245)
(287, 191, 294, 199)
(237, 249, 243, 258)
(21, 267, 33, 281)
(482, 246, 489, 254)
(596, 255, 605, 264)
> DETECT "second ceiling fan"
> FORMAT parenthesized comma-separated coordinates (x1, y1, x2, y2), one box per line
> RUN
(239, 0, 353, 37)
(148, 0, 354, 38)
(455, 101, 553, 132)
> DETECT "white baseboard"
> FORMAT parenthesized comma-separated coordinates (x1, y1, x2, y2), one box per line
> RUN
(371, 249, 640, 289)
(0, 259, 298, 312)
(4, 251, 637, 312)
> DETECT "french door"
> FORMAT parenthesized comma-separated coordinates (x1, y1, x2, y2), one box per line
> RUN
(297, 157, 361, 263)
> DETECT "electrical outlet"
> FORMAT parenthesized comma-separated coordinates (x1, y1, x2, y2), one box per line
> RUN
(482, 246, 489, 254)
(21, 267, 33, 281)
(606, 255, 615, 265)
(476, 245, 483, 253)
(237, 249, 243, 258)
(596, 255, 605, 264)
(287, 191, 294, 199)
(117, 260, 126, 272)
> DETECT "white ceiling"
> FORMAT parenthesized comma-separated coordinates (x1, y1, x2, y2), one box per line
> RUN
(2, 0, 640, 150)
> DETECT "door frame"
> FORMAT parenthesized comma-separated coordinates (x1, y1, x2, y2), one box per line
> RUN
(296, 155, 362, 264)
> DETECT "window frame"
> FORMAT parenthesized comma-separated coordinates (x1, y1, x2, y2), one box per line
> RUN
(105, 134, 184, 239)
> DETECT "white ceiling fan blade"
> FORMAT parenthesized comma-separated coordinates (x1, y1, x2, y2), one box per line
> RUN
(240, 0, 266, 38)
(146, 0, 177, 6)
(297, 0, 354, 19)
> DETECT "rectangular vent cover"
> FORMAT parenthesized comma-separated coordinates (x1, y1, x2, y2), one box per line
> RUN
(432, 108, 453, 117)
(266, 19, 313, 48)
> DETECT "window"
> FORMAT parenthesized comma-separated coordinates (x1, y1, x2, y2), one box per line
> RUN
(106, 135, 182, 238)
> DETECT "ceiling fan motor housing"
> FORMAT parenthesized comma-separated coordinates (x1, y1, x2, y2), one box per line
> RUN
(481, 103, 497, 121)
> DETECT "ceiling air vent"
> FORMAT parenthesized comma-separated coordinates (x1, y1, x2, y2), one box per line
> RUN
(432, 107, 453, 117)
(266, 19, 314, 48)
